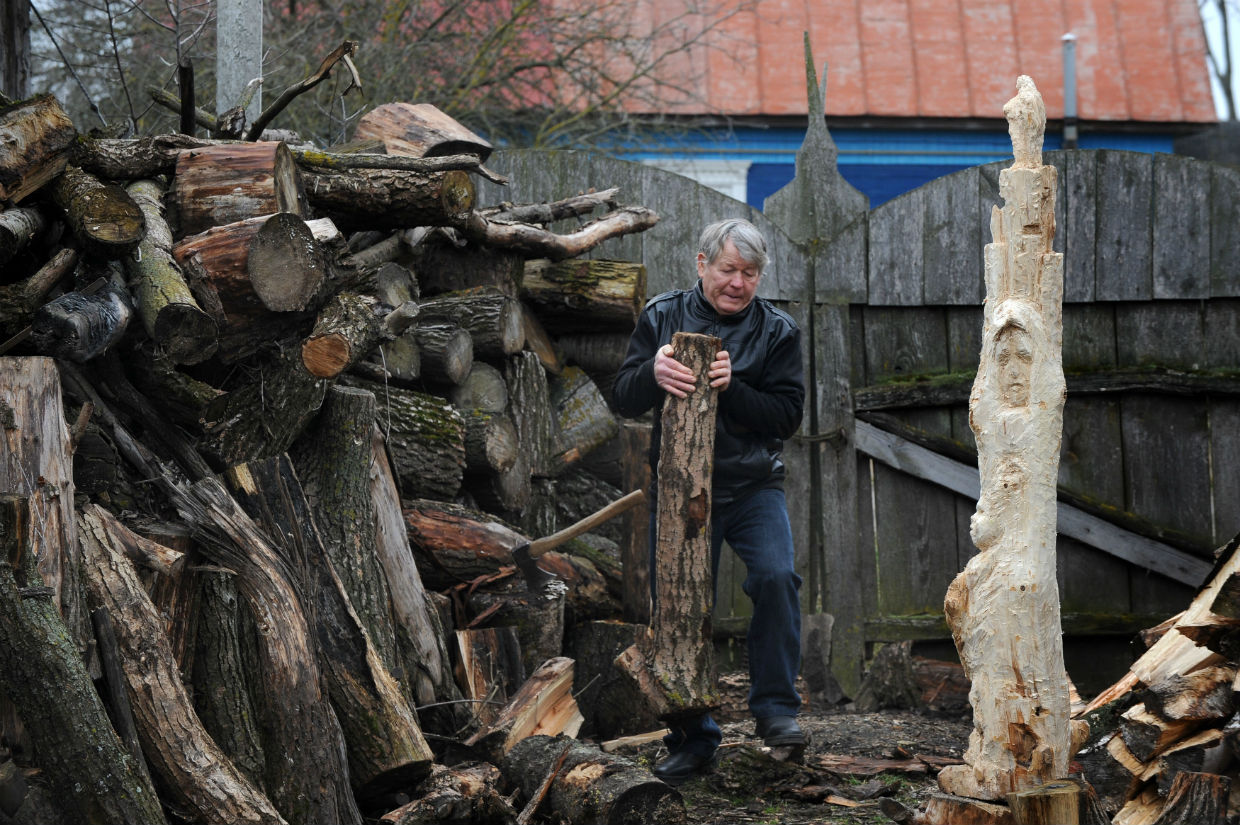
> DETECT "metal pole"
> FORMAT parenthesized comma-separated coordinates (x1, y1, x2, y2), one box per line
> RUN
(1062, 33, 1078, 149)
(216, 0, 263, 125)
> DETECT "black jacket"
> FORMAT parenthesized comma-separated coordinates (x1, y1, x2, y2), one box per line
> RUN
(612, 283, 805, 504)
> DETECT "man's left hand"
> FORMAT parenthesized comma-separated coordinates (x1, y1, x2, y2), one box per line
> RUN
(709, 350, 732, 391)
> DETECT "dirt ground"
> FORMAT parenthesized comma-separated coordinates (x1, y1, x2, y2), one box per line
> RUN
(609, 675, 973, 825)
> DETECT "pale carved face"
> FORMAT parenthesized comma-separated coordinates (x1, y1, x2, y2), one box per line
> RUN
(697, 239, 761, 315)
(995, 326, 1033, 408)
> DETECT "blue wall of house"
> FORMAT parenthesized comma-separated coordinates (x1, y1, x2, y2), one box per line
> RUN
(619, 126, 1177, 208)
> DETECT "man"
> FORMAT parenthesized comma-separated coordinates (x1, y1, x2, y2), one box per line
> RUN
(612, 218, 806, 786)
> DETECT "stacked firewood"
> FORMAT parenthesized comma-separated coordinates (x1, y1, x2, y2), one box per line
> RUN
(1073, 534, 1240, 825)
(0, 93, 679, 825)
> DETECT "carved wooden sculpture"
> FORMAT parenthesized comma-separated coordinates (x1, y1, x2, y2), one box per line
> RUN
(937, 76, 1088, 802)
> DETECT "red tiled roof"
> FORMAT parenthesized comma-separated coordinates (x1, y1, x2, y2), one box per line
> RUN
(662, 0, 1217, 123)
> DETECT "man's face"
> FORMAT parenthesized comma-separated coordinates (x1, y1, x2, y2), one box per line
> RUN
(697, 239, 761, 315)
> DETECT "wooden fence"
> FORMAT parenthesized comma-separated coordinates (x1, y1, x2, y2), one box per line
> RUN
(478, 137, 1240, 698)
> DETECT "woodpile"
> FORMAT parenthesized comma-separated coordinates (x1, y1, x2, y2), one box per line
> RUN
(1071, 533, 1240, 825)
(0, 92, 678, 824)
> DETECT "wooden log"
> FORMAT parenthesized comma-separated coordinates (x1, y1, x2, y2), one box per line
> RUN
(0, 205, 46, 265)
(370, 332, 421, 383)
(467, 658, 583, 762)
(301, 167, 474, 230)
(1150, 771, 1230, 825)
(299, 292, 388, 379)
(1112, 784, 1163, 825)
(550, 468, 626, 544)
(412, 242, 523, 296)
(549, 366, 618, 471)
(78, 505, 286, 825)
(229, 456, 433, 801)
(369, 425, 467, 732)
(1006, 780, 1080, 825)
(0, 358, 88, 658)
(531, 545, 621, 626)
(401, 498, 526, 589)
(467, 582, 568, 679)
(247, 211, 327, 312)
(501, 734, 683, 825)
(0, 247, 75, 333)
(1148, 728, 1226, 796)
(353, 102, 493, 161)
(462, 206, 659, 261)
(520, 302, 564, 375)
(616, 332, 721, 721)
(124, 178, 218, 364)
(0, 94, 75, 205)
(922, 793, 1016, 825)
(418, 289, 524, 361)
(1143, 665, 1236, 721)
(170, 141, 305, 237)
(940, 79, 1078, 801)
(449, 361, 508, 413)
(379, 762, 517, 825)
(506, 351, 558, 477)
(349, 378, 466, 500)
(472, 449, 533, 516)
(454, 627, 526, 728)
(521, 259, 646, 333)
(563, 620, 660, 739)
(412, 323, 472, 385)
(29, 281, 133, 362)
(1119, 703, 1203, 763)
(0, 496, 168, 825)
(855, 639, 922, 712)
(70, 132, 212, 179)
(483, 188, 620, 224)
(462, 409, 519, 475)
(48, 164, 145, 257)
(619, 421, 653, 624)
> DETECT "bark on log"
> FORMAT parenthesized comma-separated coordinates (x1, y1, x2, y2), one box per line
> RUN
(564, 620, 660, 739)
(616, 332, 721, 721)
(940, 78, 1080, 801)
(47, 164, 145, 257)
(549, 366, 618, 471)
(0, 496, 168, 825)
(379, 762, 517, 825)
(521, 302, 564, 375)
(462, 206, 659, 261)
(247, 211, 327, 312)
(1143, 666, 1235, 721)
(411, 323, 472, 385)
(350, 378, 466, 500)
(170, 141, 306, 237)
(0, 205, 46, 265)
(462, 409, 519, 475)
(467, 582, 568, 679)
(620, 421, 653, 624)
(482, 188, 619, 224)
(454, 627, 526, 728)
(413, 243, 523, 296)
(0, 94, 75, 205)
(228, 456, 434, 801)
(70, 132, 212, 179)
(417, 289, 524, 361)
(299, 292, 388, 379)
(1119, 704, 1202, 764)
(506, 351, 558, 477)
(521, 259, 646, 333)
(1150, 771, 1230, 825)
(0, 247, 75, 332)
(467, 658, 583, 762)
(0, 357, 88, 658)
(372, 260, 420, 304)
(502, 734, 683, 825)
(401, 498, 526, 589)
(301, 167, 474, 230)
(1005, 780, 1080, 825)
(78, 505, 287, 825)
(922, 793, 1016, 824)
(29, 281, 133, 362)
(369, 332, 421, 383)
(472, 449, 532, 516)
(369, 426, 467, 731)
(449, 361, 508, 413)
(353, 102, 493, 161)
(124, 179, 218, 364)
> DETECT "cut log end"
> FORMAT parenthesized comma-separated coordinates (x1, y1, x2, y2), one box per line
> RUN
(247, 212, 326, 312)
(302, 333, 352, 378)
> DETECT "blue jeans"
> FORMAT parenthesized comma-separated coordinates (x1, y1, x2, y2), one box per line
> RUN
(649, 487, 803, 757)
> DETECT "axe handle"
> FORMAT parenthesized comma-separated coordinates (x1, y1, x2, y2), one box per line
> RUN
(527, 488, 646, 559)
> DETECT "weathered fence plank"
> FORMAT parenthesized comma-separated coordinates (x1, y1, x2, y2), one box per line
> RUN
(868, 187, 924, 305)
(1095, 150, 1153, 301)
(1209, 401, 1240, 545)
(872, 463, 959, 615)
(922, 168, 981, 305)
(1120, 395, 1212, 543)
(1061, 151, 1097, 303)
(861, 306, 948, 382)
(1115, 302, 1204, 370)
(1204, 301, 1240, 369)
(1058, 396, 1124, 507)
(1153, 155, 1211, 300)
(1210, 164, 1240, 297)
(1062, 303, 1117, 370)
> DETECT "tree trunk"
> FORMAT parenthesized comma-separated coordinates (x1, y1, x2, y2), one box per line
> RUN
(0, 357, 88, 659)
(506, 351, 558, 477)
(467, 658, 582, 762)
(923, 794, 1016, 825)
(412, 243, 522, 297)
(0, 496, 167, 825)
(170, 141, 305, 237)
(349, 378, 466, 500)
(417, 289, 524, 362)
(411, 323, 473, 385)
(462, 409, 519, 475)
(521, 259, 646, 333)
(299, 292, 385, 378)
(549, 367, 619, 473)
(939, 79, 1082, 801)
(353, 102, 493, 160)
(300, 167, 474, 230)
(78, 505, 287, 825)
(0, 205, 46, 266)
(124, 178, 219, 364)
(471, 449, 532, 516)
(616, 332, 721, 721)
(461, 206, 658, 261)
(501, 734, 682, 825)
(70, 132, 212, 179)
(0, 94, 75, 205)
(48, 165, 145, 257)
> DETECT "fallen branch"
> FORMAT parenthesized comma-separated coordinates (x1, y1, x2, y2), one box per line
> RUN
(462, 206, 658, 261)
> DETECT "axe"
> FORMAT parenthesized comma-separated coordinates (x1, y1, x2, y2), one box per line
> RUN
(511, 489, 646, 589)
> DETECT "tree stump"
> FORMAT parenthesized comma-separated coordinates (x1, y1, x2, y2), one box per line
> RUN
(615, 332, 721, 721)
(938, 77, 1085, 802)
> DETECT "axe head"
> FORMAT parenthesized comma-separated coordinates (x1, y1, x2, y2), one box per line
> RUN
(511, 541, 559, 590)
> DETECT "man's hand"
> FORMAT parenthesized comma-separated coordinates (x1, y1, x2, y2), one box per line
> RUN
(654, 344, 697, 398)
(708, 350, 731, 391)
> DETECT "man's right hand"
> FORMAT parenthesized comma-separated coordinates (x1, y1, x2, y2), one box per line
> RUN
(654, 343, 697, 398)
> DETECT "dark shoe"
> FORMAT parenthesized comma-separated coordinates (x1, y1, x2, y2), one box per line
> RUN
(755, 716, 806, 747)
(652, 750, 718, 786)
